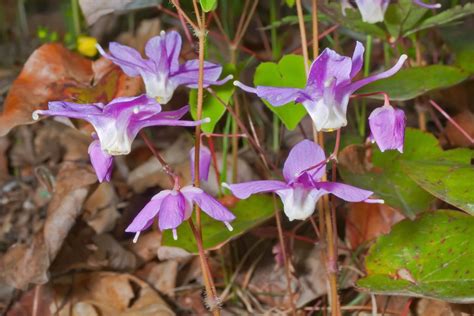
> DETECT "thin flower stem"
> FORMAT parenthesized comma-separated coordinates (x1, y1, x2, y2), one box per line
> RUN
(429, 99, 474, 144)
(169, 0, 199, 30)
(311, 0, 319, 59)
(296, 0, 310, 73)
(140, 131, 179, 188)
(273, 196, 297, 316)
(351, 91, 390, 106)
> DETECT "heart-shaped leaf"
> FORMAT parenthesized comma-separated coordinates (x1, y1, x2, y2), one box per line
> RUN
(162, 195, 277, 252)
(253, 54, 307, 130)
(358, 210, 474, 303)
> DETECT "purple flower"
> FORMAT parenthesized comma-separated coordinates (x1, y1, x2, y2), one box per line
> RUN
(97, 30, 232, 104)
(342, 0, 440, 24)
(235, 42, 407, 132)
(190, 145, 212, 182)
(224, 140, 382, 221)
(125, 185, 236, 241)
(369, 104, 406, 153)
(33, 95, 208, 182)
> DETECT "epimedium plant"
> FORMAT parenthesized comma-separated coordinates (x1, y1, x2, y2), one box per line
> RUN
(1, 0, 472, 315)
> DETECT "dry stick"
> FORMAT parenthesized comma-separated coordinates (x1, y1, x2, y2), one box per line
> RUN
(429, 99, 474, 144)
(296, 0, 310, 73)
(311, 0, 319, 59)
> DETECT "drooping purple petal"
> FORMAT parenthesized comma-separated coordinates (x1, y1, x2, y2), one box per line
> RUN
(314, 181, 374, 202)
(158, 192, 186, 231)
(182, 186, 236, 222)
(413, 0, 441, 9)
(234, 81, 307, 107)
(350, 41, 365, 79)
(145, 31, 182, 74)
(125, 190, 170, 233)
(354, 0, 390, 24)
(88, 139, 114, 182)
(33, 101, 103, 122)
(305, 47, 353, 95)
(350, 54, 408, 93)
(170, 60, 230, 87)
(275, 187, 324, 221)
(225, 180, 288, 199)
(283, 140, 326, 183)
(96, 42, 151, 77)
(369, 105, 406, 153)
(190, 145, 212, 182)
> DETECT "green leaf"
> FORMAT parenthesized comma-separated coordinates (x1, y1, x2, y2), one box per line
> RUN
(190, 64, 235, 133)
(405, 3, 474, 36)
(441, 26, 474, 74)
(199, 0, 217, 12)
(339, 129, 471, 218)
(285, 0, 295, 8)
(402, 159, 474, 216)
(324, 3, 386, 38)
(162, 195, 277, 252)
(357, 65, 469, 101)
(358, 210, 474, 303)
(384, 0, 428, 38)
(253, 54, 307, 130)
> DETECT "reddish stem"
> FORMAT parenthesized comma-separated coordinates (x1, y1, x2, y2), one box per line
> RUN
(429, 99, 474, 144)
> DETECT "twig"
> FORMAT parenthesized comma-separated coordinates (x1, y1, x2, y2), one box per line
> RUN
(429, 99, 474, 144)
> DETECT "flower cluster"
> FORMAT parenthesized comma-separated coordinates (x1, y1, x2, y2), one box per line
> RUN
(342, 0, 441, 24)
(35, 28, 409, 239)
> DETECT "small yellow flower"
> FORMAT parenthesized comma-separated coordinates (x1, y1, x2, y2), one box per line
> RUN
(77, 35, 98, 57)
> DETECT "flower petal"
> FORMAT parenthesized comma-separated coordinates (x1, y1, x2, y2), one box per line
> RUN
(182, 186, 236, 222)
(350, 41, 365, 79)
(97, 42, 151, 77)
(306, 47, 353, 95)
(283, 140, 326, 183)
(171, 60, 229, 87)
(33, 101, 103, 122)
(234, 81, 306, 107)
(158, 191, 186, 230)
(314, 181, 374, 202)
(225, 180, 288, 199)
(190, 145, 212, 182)
(125, 190, 170, 233)
(276, 187, 323, 221)
(369, 105, 406, 153)
(88, 140, 113, 182)
(413, 0, 441, 9)
(145, 31, 182, 74)
(354, 0, 389, 24)
(350, 54, 408, 93)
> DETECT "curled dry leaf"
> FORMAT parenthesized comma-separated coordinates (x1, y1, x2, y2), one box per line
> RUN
(0, 43, 142, 137)
(0, 44, 92, 137)
(135, 261, 178, 297)
(345, 202, 405, 249)
(0, 162, 97, 289)
(83, 182, 120, 234)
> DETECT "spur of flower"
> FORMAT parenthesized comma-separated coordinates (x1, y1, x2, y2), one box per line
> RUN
(342, 0, 441, 24)
(234, 42, 407, 132)
(369, 100, 406, 153)
(224, 140, 382, 221)
(97, 30, 232, 104)
(33, 94, 208, 182)
(126, 149, 235, 241)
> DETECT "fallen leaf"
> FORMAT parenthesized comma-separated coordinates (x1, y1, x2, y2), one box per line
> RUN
(345, 203, 405, 249)
(117, 18, 161, 54)
(90, 234, 138, 271)
(0, 44, 92, 137)
(136, 261, 178, 297)
(0, 136, 10, 183)
(83, 183, 119, 234)
(0, 162, 97, 289)
(127, 230, 162, 262)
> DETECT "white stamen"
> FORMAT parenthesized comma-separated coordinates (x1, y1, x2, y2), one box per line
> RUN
(32, 111, 40, 121)
(224, 222, 234, 232)
(133, 231, 141, 243)
(365, 199, 385, 204)
(172, 229, 178, 240)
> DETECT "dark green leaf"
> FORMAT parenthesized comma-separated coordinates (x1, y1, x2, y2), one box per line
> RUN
(402, 158, 474, 215)
(190, 64, 235, 133)
(358, 210, 474, 303)
(162, 195, 277, 252)
(441, 26, 474, 74)
(357, 65, 469, 101)
(384, 0, 428, 38)
(405, 3, 474, 36)
(253, 54, 307, 130)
